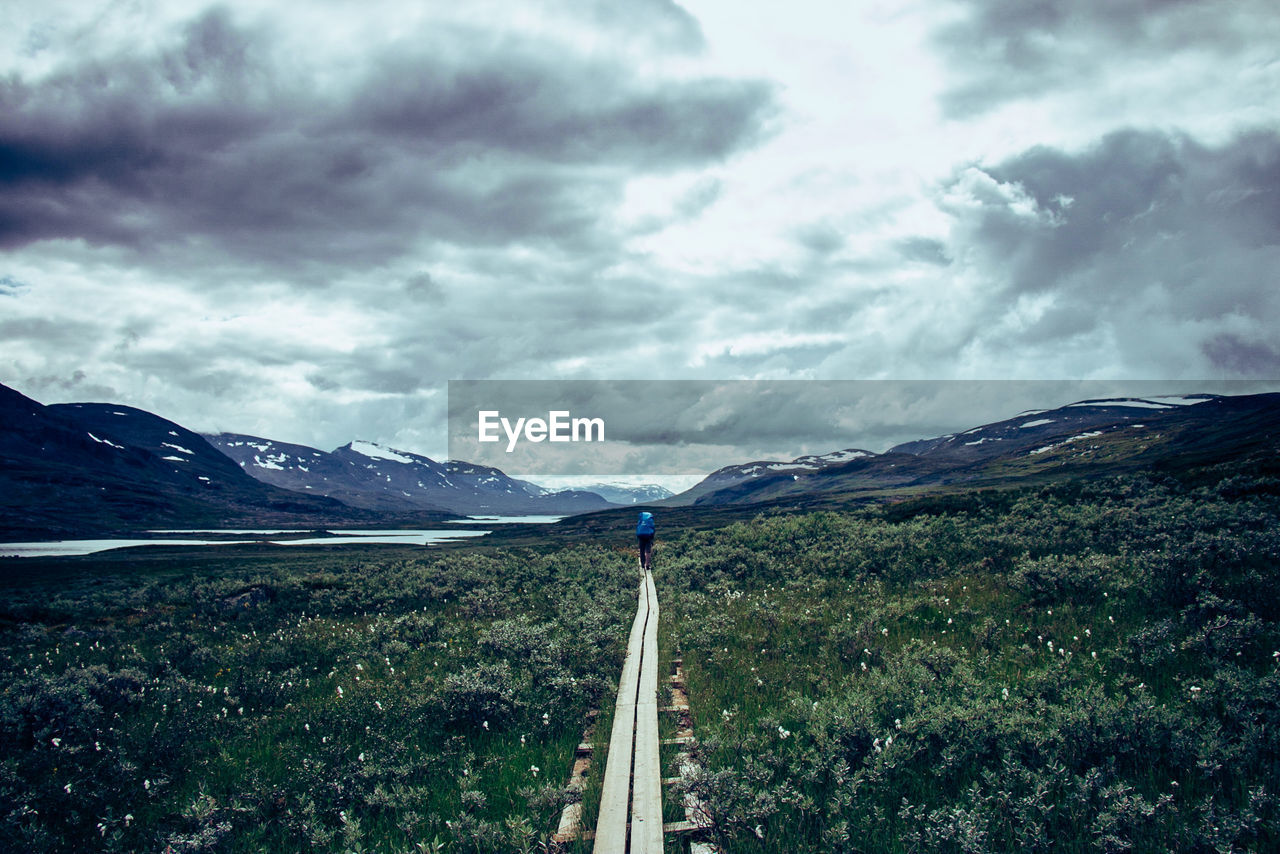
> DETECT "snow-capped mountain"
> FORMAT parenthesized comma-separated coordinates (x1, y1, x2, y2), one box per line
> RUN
(887, 395, 1218, 458)
(561, 482, 674, 505)
(0, 384, 373, 538)
(668, 448, 877, 504)
(205, 434, 616, 516)
(668, 393, 1280, 506)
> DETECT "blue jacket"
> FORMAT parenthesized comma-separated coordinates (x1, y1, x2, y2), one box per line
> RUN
(636, 512, 655, 536)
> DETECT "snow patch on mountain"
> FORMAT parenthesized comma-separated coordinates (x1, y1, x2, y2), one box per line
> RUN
(350, 441, 415, 464)
(1030, 430, 1104, 455)
(817, 449, 871, 463)
(1067, 396, 1213, 411)
(88, 432, 124, 450)
(1069, 400, 1172, 410)
(1019, 419, 1056, 428)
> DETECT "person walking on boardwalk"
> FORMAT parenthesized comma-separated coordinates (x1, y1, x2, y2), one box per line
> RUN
(636, 511, 655, 571)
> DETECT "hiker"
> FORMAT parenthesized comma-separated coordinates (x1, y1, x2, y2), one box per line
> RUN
(636, 511, 655, 571)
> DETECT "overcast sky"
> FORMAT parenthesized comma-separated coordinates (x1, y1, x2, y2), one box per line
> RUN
(3, 0, 1279, 473)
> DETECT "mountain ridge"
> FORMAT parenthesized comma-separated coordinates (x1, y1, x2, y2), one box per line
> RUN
(205, 432, 617, 516)
(663, 393, 1280, 507)
(0, 386, 389, 539)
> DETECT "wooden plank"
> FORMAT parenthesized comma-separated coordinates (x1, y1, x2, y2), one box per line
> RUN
(632, 695, 663, 851)
(630, 570, 664, 853)
(555, 802, 584, 842)
(592, 578, 650, 854)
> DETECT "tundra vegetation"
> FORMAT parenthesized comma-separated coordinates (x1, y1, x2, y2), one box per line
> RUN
(2, 466, 1279, 852)
(0, 545, 636, 853)
(663, 470, 1280, 853)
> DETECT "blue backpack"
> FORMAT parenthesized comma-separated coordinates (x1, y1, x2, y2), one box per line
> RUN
(636, 512, 655, 536)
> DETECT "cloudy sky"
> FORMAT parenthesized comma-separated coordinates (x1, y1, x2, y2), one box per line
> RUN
(3, 0, 1279, 474)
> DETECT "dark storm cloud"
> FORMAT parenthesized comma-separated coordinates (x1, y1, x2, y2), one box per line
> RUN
(933, 0, 1274, 116)
(1202, 335, 1280, 376)
(932, 129, 1280, 374)
(0, 7, 774, 274)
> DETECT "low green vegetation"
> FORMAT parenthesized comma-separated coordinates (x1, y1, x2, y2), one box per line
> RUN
(0, 544, 637, 852)
(3, 466, 1278, 852)
(661, 472, 1280, 852)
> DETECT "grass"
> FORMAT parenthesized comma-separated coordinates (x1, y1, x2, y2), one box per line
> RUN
(3, 465, 1279, 851)
(658, 472, 1280, 852)
(1, 542, 637, 852)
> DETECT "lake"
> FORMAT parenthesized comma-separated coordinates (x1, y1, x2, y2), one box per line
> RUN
(0, 516, 562, 558)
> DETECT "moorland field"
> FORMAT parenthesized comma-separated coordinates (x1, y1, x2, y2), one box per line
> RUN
(2, 460, 1279, 852)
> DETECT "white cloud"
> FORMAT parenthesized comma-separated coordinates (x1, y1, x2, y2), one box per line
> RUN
(3, 0, 1279, 467)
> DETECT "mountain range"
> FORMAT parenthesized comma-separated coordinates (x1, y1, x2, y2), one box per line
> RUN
(662, 393, 1280, 507)
(4, 381, 1278, 539)
(203, 433, 622, 516)
(0, 382, 670, 538)
(0, 384, 377, 538)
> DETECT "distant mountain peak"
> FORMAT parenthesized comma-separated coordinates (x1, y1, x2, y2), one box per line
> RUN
(208, 432, 615, 515)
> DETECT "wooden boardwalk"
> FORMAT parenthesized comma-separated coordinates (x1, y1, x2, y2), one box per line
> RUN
(593, 569, 663, 854)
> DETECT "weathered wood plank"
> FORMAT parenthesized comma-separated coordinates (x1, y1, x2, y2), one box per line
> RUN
(630, 571, 663, 852)
(631, 697, 663, 851)
(592, 577, 650, 854)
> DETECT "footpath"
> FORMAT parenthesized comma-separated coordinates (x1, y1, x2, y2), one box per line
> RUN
(553, 568, 718, 853)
